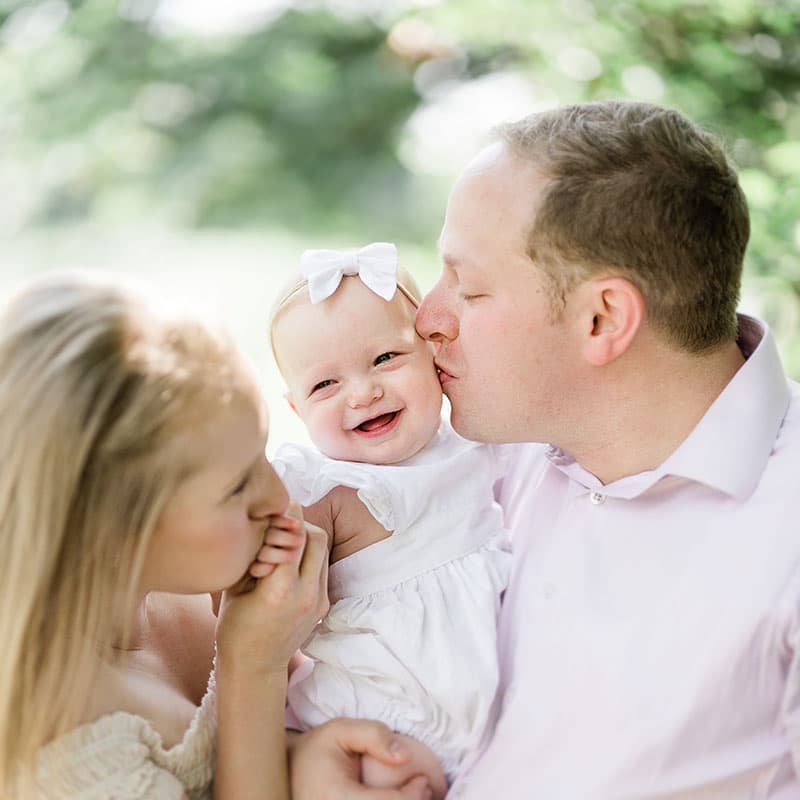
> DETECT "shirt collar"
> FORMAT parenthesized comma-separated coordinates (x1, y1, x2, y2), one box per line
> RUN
(547, 315, 791, 500)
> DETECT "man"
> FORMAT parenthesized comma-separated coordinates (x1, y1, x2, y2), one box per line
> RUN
(291, 101, 800, 798)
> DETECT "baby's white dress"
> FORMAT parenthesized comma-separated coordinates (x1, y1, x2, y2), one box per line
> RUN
(273, 420, 511, 780)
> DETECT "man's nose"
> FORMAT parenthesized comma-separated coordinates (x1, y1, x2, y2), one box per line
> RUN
(416, 285, 457, 344)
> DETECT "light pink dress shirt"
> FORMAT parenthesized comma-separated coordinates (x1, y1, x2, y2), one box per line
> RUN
(451, 316, 800, 800)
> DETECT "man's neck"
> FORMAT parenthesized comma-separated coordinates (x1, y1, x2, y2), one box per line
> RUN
(562, 339, 746, 486)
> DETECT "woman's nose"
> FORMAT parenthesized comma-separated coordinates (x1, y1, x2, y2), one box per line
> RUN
(249, 457, 289, 520)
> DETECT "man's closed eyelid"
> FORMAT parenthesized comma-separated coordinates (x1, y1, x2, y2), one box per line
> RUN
(229, 474, 249, 497)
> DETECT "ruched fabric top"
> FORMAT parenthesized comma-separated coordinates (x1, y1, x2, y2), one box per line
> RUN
(32, 671, 216, 799)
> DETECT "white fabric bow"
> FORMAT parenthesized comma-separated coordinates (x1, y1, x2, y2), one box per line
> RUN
(299, 242, 398, 304)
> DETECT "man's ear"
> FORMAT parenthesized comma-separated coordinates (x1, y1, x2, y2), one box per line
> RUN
(284, 389, 299, 416)
(579, 277, 644, 366)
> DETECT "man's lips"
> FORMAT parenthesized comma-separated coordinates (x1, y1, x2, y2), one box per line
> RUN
(435, 362, 456, 385)
(352, 410, 401, 437)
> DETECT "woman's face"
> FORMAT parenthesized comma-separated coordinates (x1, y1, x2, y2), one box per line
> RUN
(141, 375, 289, 595)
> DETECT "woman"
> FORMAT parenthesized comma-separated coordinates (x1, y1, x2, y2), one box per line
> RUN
(0, 272, 328, 798)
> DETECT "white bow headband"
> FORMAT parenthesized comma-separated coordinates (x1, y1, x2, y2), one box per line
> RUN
(299, 242, 399, 305)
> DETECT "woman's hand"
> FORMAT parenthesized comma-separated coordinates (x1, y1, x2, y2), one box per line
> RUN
(214, 504, 329, 676)
(214, 505, 328, 799)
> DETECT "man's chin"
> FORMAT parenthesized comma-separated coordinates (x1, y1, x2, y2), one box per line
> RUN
(449, 404, 522, 444)
(449, 407, 490, 443)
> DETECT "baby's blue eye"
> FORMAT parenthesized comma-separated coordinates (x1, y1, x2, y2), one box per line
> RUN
(312, 379, 335, 393)
(374, 352, 395, 365)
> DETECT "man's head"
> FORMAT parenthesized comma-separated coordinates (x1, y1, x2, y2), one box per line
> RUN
(416, 100, 750, 444)
(496, 100, 749, 350)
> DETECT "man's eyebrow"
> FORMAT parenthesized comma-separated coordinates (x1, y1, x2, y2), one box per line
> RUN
(439, 251, 461, 273)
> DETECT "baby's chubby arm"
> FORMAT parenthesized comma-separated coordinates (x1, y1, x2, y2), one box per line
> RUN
(316, 485, 392, 564)
(253, 486, 390, 570)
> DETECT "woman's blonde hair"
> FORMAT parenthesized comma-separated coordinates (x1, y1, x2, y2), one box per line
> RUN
(0, 273, 241, 794)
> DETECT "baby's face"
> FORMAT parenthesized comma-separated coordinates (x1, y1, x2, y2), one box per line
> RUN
(273, 277, 443, 465)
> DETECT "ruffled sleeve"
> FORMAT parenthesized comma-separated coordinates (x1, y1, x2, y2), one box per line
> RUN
(273, 442, 397, 531)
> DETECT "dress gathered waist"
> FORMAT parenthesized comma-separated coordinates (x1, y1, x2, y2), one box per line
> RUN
(328, 507, 500, 601)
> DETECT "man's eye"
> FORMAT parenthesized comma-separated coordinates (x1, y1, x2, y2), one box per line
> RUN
(311, 379, 335, 393)
(374, 352, 396, 365)
(461, 293, 486, 302)
(231, 475, 249, 496)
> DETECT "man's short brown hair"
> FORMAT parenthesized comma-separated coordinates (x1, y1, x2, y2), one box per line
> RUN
(496, 101, 750, 352)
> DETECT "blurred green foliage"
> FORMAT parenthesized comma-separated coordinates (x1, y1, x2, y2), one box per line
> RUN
(1, 0, 799, 369)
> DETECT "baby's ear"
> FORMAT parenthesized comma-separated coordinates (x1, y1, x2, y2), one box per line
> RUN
(283, 389, 299, 416)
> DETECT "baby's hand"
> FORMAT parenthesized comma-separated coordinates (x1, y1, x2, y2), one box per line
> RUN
(362, 734, 447, 800)
(249, 509, 307, 578)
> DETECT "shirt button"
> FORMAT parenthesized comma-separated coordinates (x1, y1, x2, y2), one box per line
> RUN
(589, 491, 606, 505)
(543, 582, 558, 599)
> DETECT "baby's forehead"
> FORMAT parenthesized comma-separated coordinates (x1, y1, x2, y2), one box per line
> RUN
(273, 284, 416, 362)
(283, 279, 415, 324)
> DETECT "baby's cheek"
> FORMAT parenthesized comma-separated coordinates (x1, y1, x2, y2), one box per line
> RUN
(309, 418, 340, 449)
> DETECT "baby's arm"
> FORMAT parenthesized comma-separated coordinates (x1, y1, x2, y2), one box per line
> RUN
(251, 487, 390, 573)
(362, 734, 447, 800)
(321, 485, 392, 563)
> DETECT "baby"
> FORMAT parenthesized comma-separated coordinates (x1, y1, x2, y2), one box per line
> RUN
(270, 242, 511, 796)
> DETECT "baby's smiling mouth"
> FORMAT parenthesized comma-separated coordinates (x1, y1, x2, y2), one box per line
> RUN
(354, 411, 400, 434)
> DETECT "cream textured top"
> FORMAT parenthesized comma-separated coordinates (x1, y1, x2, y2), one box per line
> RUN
(31, 672, 216, 799)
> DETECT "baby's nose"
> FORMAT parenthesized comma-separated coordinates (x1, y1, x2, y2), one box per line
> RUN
(347, 380, 384, 408)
